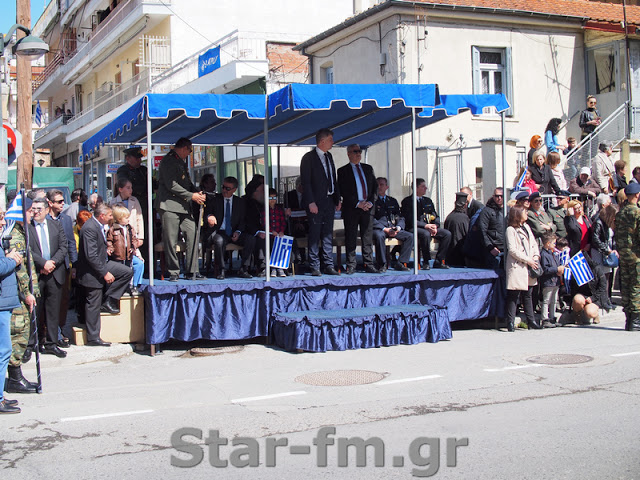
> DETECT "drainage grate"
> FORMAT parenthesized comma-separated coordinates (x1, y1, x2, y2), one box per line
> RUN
(188, 346, 245, 357)
(295, 370, 385, 386)
(527, 354, 594, 365)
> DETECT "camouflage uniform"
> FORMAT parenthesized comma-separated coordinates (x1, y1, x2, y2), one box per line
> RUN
(8, 224, 40, 367)
(614, 200, 640, 320)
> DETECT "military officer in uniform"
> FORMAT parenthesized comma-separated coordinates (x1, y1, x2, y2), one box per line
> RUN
(117, 147, 148, 206)
(401, 178, 451, 269)
(614, 182, 640, 331)
(158, 138, 206, 281)
(5, 200, 40, 394)
(372, 177, 412, 272)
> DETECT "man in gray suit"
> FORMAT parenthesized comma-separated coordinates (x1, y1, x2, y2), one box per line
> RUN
(299, 128, 342, 276)
(158, 138, 206, 281)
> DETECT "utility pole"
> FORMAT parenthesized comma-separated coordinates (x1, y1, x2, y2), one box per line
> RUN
(17, 0, 33, 189)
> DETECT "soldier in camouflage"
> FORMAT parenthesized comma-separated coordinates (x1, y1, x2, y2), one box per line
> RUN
(614, 182, 640, 331)
(5, 216, 40, 394)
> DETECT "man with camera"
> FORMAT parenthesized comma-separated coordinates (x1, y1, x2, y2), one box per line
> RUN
(372, 177, 412, 272)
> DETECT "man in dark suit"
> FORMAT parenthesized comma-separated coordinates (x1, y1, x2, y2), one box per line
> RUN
(373, 177, 412, 272)
(460, 186, 484, 219)
(203, 176, 255, 280)
(77, 204, 133, 347)
(299, 128, 341, 276)
(27, 198, 68, 358)
(337, 144, 378, 274)
(46, 189, 77, 348)
(401, 178, 451, 270)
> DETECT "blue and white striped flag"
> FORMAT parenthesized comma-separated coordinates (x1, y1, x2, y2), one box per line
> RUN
(269, 235, 294, 269)
(34, 100, 42, 127)
(515, 167, 527, 191)
(558, 248, 570, 266)
(567, 251, 594, 286)
(563, 266, 572, 295)
(1, 191, 25, 240)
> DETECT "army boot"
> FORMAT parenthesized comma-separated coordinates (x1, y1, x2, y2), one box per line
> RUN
(4, 366, 38, 394)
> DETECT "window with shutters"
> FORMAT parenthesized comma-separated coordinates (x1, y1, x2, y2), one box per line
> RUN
(472, 46, 513, 116)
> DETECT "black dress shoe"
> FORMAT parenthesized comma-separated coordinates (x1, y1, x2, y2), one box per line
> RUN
(3, 398, 18, 406)
(0, 400, 21, 414)
(216, 271, 225, 280)
(22, 348, 32, 364)
(422, 262, 431, 270)
(42, 345, 68, 358)
(364, 264, 379, 274)
(100, 302, 119, 315)
(395, 264, 410, 272)
(188, 273, 205, 280)
(58, 338, 70, 348)
(324, 267, 340, 276)
(311, 269, 322, 277)
(378, 264, 388, 273)
(237, 269, 252, 279)
(86, 339, 111, 347)
(129, 286, 140, 296)
(168, 274, 180, 282)
(432, 261, 450, 269)
(345, 266, 356, 275)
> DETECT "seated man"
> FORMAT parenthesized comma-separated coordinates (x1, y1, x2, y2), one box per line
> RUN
(203, 176, 255, 280)
(401, 178, 451, 269)
(569, 167, 602, 199)
(372, 177, 412, 272)
(76, 204, 133, 347)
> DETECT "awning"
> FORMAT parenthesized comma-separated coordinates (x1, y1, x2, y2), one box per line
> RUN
(81, 84, 509, 159)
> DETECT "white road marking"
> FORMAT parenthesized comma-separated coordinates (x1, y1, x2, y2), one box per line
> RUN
(61, 409, 154, 422)
(611, 351, 640, 357)
(231, 391, 307, 403)
(484, 364, 545, 372)
(376, 375, 442, 385)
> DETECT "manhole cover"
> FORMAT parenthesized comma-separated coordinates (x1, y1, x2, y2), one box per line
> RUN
(295, 370, 385, 386)
(527, 354, 593, 365)
(188, 346, 244, 357)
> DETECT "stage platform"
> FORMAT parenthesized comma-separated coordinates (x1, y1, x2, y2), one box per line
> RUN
(140, 267, 505, 349)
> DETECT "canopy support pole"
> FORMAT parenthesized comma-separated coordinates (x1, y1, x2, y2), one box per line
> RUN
(264, 96, 271, 282)
(146, 112, 155, 287)
(411, 107, 419, 275)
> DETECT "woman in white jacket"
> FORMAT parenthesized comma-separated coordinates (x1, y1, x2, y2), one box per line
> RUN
(505, 205, 541, 331)
(111, 177, 144, 242)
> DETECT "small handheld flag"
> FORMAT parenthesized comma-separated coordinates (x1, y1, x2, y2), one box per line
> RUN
(269, 235, 294, 269)
(567, 251, 594, 286)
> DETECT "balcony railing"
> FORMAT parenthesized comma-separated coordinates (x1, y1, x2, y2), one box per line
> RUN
(67, 69, 151, 131)
(151, 30, 267, 93)
(33, 0, 170, 91)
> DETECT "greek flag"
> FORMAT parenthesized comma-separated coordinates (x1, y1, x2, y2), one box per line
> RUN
(269, 235, 294, 269)
(515, 167, 527, 191)
(563, 266, 572, 295)
(558, 248, 570, 266)
(35, 100, 42, 127)
(567, 251, 594, 286)
(1, 191, 24, 240)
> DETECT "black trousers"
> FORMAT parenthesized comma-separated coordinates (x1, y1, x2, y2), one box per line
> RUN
(83, 261, 133, 343)
(207, 231, 255, 270)
(28, 271, 64, 347)
(342, 207, 374, 268)
(307, 203, 335, 271)
(412, 227, 451, 263)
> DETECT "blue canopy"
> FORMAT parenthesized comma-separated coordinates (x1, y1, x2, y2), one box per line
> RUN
(80, 84, 509, 160)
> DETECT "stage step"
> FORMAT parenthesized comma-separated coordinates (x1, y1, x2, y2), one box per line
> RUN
(73, 294, 145, 345)
(270, 304, 450, 352)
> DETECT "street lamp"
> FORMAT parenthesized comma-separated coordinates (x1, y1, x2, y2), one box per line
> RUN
(0, 24, 49, 193)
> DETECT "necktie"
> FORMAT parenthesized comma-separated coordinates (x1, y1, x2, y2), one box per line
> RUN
(225, 199, 232, 236)
(355, 163, 367, 199)
(325, 153, 334, 194)
(38, 223, 50, 260)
